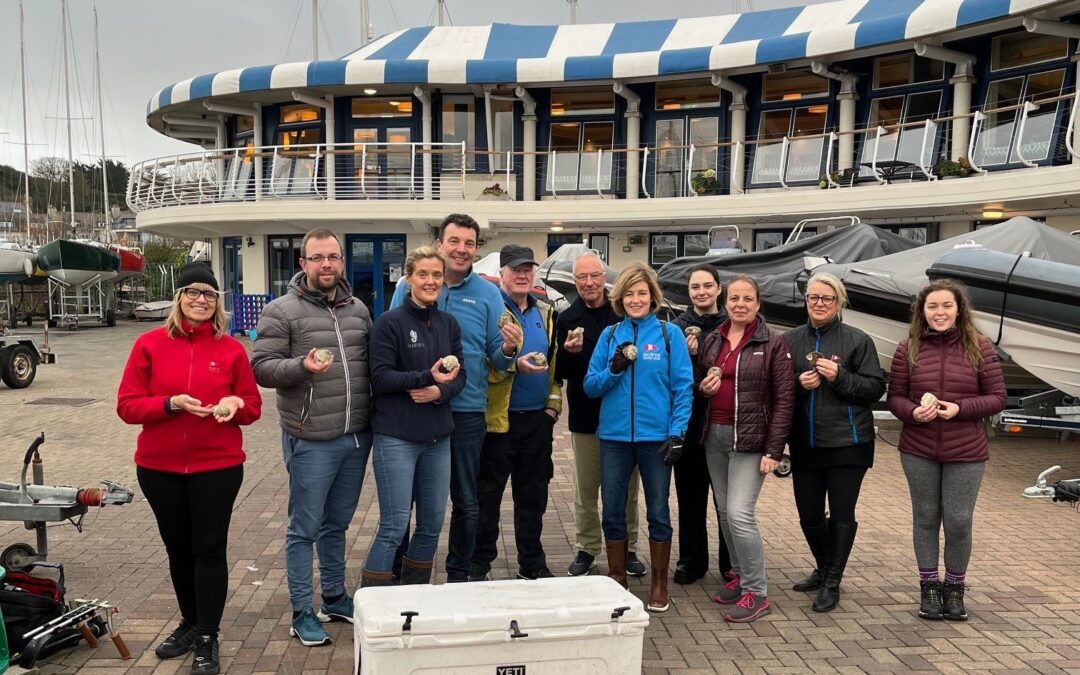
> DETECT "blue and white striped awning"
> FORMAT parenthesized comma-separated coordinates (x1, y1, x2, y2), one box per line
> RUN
(149, 0, 1071, 116)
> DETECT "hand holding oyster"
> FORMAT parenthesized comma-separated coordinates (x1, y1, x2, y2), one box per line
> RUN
(313, 348, 334, 365)
(622, 344, 638, 361)
(684, 326, 702, 338)
(707, 366, 722, 378)
(805, 351, 825, 364)
(569, 326, 585, 340)
(920, 392, 940, 409)
(440, 355, 460, 373)
(529, 352, 548, 368)
(498, 311, 515, 328)
(212, 404, 231, 418)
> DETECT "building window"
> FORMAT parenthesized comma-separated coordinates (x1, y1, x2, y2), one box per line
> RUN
(547, 232, 584, 256)
(751, 105, 828, 184)
(268, 235, 304, 298)
(351, 98, 412, 118)
(547, 122, 614, 192)
(235, 115, 254, 134)
(655, 79, 721, 111)
(875, 223, 930, 244)
(441, 95, 476, 171)
(859, 91, 942, 176)
(280, 104, 320, 124)
(551, 87, 615, 116)
(649, 231, 708, 267)
(654, 116, 720, 197)
(762, 70, 829, 103)
(873, 55, 943, 89)
(753, 227, 817, 251)
(589, 234, 609, 263)
(991, 32, 1069, 72)
(491, 98, 515, 172)
(974, 69, 1065, 167)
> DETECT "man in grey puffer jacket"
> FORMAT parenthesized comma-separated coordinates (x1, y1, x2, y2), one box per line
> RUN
(251, 227, 372, 648)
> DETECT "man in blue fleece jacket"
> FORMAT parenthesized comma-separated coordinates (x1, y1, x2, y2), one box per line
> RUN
(390, 213, 520, 582)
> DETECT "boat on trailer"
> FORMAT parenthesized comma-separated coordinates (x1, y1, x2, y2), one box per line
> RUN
(36, 239, 120, 286)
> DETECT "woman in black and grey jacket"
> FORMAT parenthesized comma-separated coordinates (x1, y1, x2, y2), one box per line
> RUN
(362, 247, 466, 587)
(783, 272, 886, 613)
(670, 264, 732, 586)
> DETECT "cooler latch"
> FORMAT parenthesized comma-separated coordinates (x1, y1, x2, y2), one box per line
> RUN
(509, 620, 529, 639)
(401, 611, 419, 632)
(610, 605, 631, 620)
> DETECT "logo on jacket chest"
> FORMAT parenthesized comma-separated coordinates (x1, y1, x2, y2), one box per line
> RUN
(208, 360, 221, 373)
(642, 343, 661, 361)
(407, 329, 425, 349)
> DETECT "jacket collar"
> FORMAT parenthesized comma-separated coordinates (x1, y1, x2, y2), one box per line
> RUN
(565, 297, 609, 320)
(178, 319, 215, 339)
(720, 316, 768, 343)
(807, 316, 842, 335)
(625, 312, 660, 330)
(403, 295, 437, 320)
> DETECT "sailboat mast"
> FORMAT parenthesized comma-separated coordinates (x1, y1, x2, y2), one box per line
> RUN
(61, 0, 77, 233)
(18, 0, 32, 241)
(94, 5, 110, 231)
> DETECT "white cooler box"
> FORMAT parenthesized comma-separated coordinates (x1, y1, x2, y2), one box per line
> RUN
(353, 575, 649, 674)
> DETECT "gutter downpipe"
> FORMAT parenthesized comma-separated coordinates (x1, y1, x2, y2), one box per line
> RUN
(712, 73, 748, 193)
(414, 87, 433, 199)
(515, 86, 537, 201)
(613, 81, 641, 199)
(205, 101, 264, 199)
(1023, 17, 1080, 164)
(292, 91, 335, 199)
(810, 61, 858, 170)
(914, 42, 976, 161)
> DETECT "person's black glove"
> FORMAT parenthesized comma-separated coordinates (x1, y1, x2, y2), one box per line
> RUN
(661, 436, 684, 466)
(609, 341, 633, 374)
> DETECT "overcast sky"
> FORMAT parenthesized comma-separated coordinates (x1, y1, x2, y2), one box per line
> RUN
(0, 0, 824, 173)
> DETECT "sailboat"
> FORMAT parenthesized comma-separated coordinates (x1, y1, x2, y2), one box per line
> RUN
(0, 242, 36, 284)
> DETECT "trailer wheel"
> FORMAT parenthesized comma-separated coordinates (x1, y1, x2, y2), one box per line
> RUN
(105, 308, 117, 327)
(1, 542, 37, 571)
(1, 344, 38, 389)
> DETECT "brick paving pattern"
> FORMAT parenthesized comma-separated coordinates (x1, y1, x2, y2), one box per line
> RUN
(1, 322, 1078, 674)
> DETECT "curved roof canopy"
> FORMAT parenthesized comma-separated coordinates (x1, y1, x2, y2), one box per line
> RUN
(149, 0, 1072, 117)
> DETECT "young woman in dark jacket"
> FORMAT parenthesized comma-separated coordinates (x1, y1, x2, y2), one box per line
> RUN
(671, 265, 732, 585)
(696, 275, 795, 623)
(783, 273, 886, 613)
(362, 247, 466, 587)
(888, 279, 1006, 622)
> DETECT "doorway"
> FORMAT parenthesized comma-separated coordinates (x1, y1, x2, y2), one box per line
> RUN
(346, 234, 406, 318)
(351, 125, 414, 197)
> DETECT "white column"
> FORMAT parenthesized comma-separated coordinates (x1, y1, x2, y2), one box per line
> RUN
(837, 90, 857, 170)
(614, 82, 641, 200)
(324, 95, 335, 199)
(951, 74, 975, 161)
(713, 73, 748, 194)
(516, 86, 537, 202)
(415, 87, 433, 199)
(253, 103, 264, 200)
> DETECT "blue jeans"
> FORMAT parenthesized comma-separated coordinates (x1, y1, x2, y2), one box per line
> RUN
(365, 433, 451, 573)
(445, 412, 487, 579)
(282, 430, 372, 612)
(599, 440, 672, 543)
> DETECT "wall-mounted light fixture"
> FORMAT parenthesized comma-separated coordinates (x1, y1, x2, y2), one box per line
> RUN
(981, 210, 1003, 219)
(246, 236, 255, 247)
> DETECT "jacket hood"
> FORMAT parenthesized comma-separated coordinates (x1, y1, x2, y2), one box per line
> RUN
(288, 271, 355, 306)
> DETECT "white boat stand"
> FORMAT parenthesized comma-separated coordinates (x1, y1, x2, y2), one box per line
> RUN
(47, 275, 117, 330)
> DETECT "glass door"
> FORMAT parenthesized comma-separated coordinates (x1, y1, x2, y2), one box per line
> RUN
(346, 234, 406, 317)
(352, 126, 414, 198)
(221, 237, 243, 299)
(653, 115, 718, 197)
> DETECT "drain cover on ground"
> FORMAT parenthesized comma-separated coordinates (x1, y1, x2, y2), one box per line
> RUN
(26, 398, 95, 407)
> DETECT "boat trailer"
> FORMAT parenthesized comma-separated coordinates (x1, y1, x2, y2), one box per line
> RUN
(993, 390, 1080, 441)
(0, 434, 133, 572)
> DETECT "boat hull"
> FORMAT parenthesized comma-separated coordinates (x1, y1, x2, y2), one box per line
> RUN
(37, 240, 120, 285)
(0, 248, 35, 284)
(110, 245, 146, 282)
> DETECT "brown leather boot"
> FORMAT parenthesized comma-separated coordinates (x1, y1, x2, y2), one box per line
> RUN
(605, 539, 628, 588)
(400, 557, 434, 585)
(646, 539, 671, 612)
(360, 569, 396, 587)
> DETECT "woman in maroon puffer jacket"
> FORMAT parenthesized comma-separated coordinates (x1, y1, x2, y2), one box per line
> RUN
(888, 279, 1006, 624)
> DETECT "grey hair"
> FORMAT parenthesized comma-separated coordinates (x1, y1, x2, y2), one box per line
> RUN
(572, 252, 604, 272)
(806, 272, 848, 310)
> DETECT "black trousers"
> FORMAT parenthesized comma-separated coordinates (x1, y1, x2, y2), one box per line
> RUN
(137, 465, 243, 635)
(673, 436, 731, 573)
(471, 410, 555, 574)
(791, 465, 868, 524)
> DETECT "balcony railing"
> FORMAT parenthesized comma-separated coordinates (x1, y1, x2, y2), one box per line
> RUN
(127, 90, 1080, 212)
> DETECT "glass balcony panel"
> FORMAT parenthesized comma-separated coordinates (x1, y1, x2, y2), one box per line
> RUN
(784, 137, 824, 183)
(752, 142, 783, 184)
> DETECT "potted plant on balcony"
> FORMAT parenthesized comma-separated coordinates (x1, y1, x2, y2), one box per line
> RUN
(691, 169, 722, 196)
(481, 182, 507, 199)
(933, 157, 972, 179)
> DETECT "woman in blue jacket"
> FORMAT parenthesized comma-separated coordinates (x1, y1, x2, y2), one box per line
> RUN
(362, 246, 465, 587)
(585, 262, 693, 613)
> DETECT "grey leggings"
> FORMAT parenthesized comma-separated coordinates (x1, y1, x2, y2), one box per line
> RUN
(899, 453, 985, 574)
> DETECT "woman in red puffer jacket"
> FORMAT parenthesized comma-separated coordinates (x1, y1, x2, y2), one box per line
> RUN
(888, 279, 1005, 625)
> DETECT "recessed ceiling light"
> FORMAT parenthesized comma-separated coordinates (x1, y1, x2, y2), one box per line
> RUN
(982, 210, 1003, 219)
(364, 88, 377, 95)
(389, 101, 400, 106)
(551, 226, 564, 232)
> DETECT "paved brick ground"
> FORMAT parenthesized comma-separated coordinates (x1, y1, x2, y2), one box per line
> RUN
(2, 321, 1079, 674)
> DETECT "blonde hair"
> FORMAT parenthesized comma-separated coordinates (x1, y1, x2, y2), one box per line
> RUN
(405, 246, 447, 277)
(610, 262, 664, 317)
(805, 272, 848, 311)
(165, 288, 230, 339)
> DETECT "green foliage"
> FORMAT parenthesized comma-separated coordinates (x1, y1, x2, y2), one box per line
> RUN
(141, 240, 189, 266)
(0, 159, 129, 214)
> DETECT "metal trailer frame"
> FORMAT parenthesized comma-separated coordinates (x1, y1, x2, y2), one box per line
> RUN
(46, 276, 116, 331)
(0, 434, 133, 572)
(993, 389, 1080, 441)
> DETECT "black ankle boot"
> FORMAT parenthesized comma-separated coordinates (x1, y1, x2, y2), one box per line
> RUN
(812, 520, 857, 613)
(942, 582, 968, 621)
(918, 580, 944, 620)
(793, 520, 828, 592)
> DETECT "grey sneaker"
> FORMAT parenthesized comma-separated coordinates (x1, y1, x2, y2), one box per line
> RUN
(724, 592, 771, 623)
(290, 607, 331, 646)
(712, 575, 743, 604)
(567, 551, 597, 576)
(318, 595, 354, 624)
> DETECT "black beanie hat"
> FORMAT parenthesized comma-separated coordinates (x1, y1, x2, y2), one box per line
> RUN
(176, 261, 219, 291)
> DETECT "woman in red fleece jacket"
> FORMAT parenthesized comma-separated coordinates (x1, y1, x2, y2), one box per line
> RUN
(888, 279, 1005, 625)
(117, 262, 261, 675)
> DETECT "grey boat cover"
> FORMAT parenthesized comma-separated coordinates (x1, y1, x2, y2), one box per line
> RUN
(817, 217, 1080, 302)
(656, 224, 919, 321)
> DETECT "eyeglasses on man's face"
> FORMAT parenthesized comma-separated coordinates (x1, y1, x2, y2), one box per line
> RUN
(573, 272, 605, 282)
(304, 254, 343, 263)
(181, 287, 220, 301)
(806, 294, 837, 306)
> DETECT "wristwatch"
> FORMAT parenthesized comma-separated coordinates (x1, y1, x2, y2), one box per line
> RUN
(165, 396, 177, 414)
